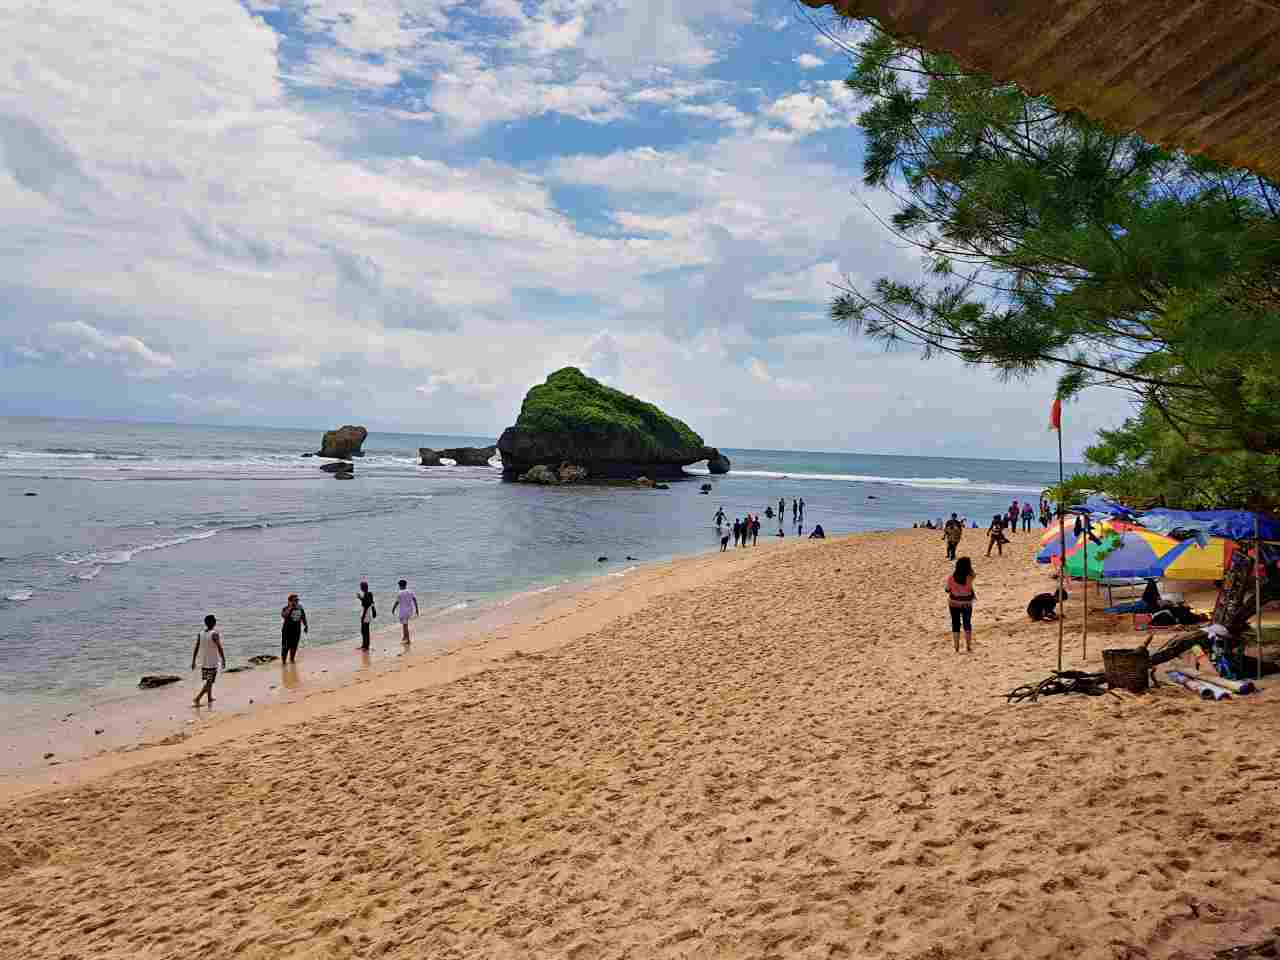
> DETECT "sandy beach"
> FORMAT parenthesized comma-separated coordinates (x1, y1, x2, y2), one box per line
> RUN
(2, 528, 1279, 959)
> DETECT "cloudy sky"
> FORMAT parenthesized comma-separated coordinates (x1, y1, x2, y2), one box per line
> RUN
(0, 0, 1125, 459)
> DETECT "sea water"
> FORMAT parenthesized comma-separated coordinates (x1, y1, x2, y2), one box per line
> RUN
(0, 416, 1076, 711)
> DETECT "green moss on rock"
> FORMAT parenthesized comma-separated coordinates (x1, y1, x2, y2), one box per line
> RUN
(513, 368, 703, 452)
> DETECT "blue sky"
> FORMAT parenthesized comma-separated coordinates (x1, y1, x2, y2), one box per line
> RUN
(0, 0, 1126, 458)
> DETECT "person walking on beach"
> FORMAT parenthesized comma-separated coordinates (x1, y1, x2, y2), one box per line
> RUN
(1021, 502, 1034, 532)
(714, 507, 726, 527)
(945, 557, 976, 653)
(779, 497, 785, 521)
(791, 498, 798, 522)
(357, 580, 376, 651)
(191, 614, 225, 706)
(798, 498, 805, 522)
(720, 529, 730, 552)
(392, 579, 419, 644)
(943, 513, 963, 560)
(732, 518, 741, 548)
(280, 593, 307, 663)
(1006, 501, 1020, 535)
(751, 514, 760, 546)
(986, 515, 1008, 557)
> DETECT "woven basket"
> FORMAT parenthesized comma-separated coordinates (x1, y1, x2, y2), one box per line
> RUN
(1103, 647, 1150, 692)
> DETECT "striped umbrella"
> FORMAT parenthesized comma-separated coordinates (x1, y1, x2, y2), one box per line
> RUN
(1060, 522, 1228, 581)
(1035, 515, 1086, 564)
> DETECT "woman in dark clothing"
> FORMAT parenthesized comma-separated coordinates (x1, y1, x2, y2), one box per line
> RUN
(357, 581, 376, 651)
(281, 593, 308, 663)
(986, 515, 1008, 557)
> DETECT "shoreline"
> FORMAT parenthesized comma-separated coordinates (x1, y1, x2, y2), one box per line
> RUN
(0, 537, 784, 800)
(3, 528, 1280, 958)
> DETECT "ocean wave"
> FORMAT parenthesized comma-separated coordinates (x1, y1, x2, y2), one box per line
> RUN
(71, 565, 103, 581)
(56, 529, 218, 566)
(684, 466, 1044, 494)
(5, 590, 33, 601)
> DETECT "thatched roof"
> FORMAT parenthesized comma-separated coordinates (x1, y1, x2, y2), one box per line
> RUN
(803, 0, 1280, 180)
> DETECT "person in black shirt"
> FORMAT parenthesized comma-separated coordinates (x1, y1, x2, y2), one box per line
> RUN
(280, 593, 308, 663)
(357, 580, 376, 651)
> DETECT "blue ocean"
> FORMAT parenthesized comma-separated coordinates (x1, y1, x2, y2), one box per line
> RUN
(0, 416, 1077, 710)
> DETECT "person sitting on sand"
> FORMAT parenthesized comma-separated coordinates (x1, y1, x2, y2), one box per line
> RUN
(986, 515, 1009, 557)
(1027, 588, 1068, 622)
(808, 524, 825, 539)
(191, 614, 226, 706)
(945, 557, 976, 653)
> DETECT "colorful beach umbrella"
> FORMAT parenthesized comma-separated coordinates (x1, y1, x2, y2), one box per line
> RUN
(1035, 516, 1085, 564)
(1059, 523, 1228, 581)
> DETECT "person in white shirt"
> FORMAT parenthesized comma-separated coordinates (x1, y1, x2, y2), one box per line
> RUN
(391, 578, 419, 645)
(190, 614, 226, 707)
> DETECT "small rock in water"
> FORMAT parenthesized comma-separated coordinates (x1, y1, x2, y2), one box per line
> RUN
(247, 655, 278, 665)
(597, 556, 609, 562)
(138, 675, 181, 689)
(43, 752, 54, 760)
(24, 491, 38, 497)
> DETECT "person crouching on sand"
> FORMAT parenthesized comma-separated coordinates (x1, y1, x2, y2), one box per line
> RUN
(945, 557, 976, 653)
(191, 614, 225, 706)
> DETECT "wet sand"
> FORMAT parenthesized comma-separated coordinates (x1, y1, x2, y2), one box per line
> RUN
(2, 529, 1279, 959)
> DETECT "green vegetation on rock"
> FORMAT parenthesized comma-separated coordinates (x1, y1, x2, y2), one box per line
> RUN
(513, 368, 704, 453)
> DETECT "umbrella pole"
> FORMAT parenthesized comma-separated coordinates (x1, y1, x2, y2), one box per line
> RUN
(1082, 520, 1089, 661)
(1056, 428, 1065, 672)
(1256, 514, 1264, 682)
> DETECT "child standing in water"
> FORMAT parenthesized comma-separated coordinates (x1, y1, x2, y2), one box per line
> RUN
(191, 614, 226, 706)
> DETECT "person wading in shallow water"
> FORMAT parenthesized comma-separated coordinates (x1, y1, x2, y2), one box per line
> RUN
(392, 578, 419, 645)
(280, 593, 307, 664)
(357, 580, 376, 651)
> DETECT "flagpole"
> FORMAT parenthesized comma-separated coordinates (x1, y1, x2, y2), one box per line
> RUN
(1256, 513, 1264, 682)
(1082, 513, 1089, 662)
(1056, 414, 1065, 673)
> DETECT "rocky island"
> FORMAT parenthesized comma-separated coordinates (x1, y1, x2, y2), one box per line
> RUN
(497, 367, 730, 482)
(317, 425, 367, 459)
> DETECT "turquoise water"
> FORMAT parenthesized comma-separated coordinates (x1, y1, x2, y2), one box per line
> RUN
(0, 416, 1078, 707)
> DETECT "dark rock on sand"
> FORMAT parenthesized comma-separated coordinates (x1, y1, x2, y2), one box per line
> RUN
(138, 675, 181, 689)
(706, 451, 731, 474)
(319, 461, 353, 473)
(419, 445, 498, 467)
(317, 425, 367, 459)
(248, 654, 278, 665)
(498, 367, 726, 480)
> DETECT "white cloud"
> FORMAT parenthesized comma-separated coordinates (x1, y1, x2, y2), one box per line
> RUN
(794, 53, 825, 70)
(762, 92, 844, 135)
(748, 357, 812, 393)
(46, 321, 175, 370)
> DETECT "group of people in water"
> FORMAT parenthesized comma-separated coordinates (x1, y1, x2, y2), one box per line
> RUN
(713, 497, 823, 551)
(189, 578, 422, 707)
